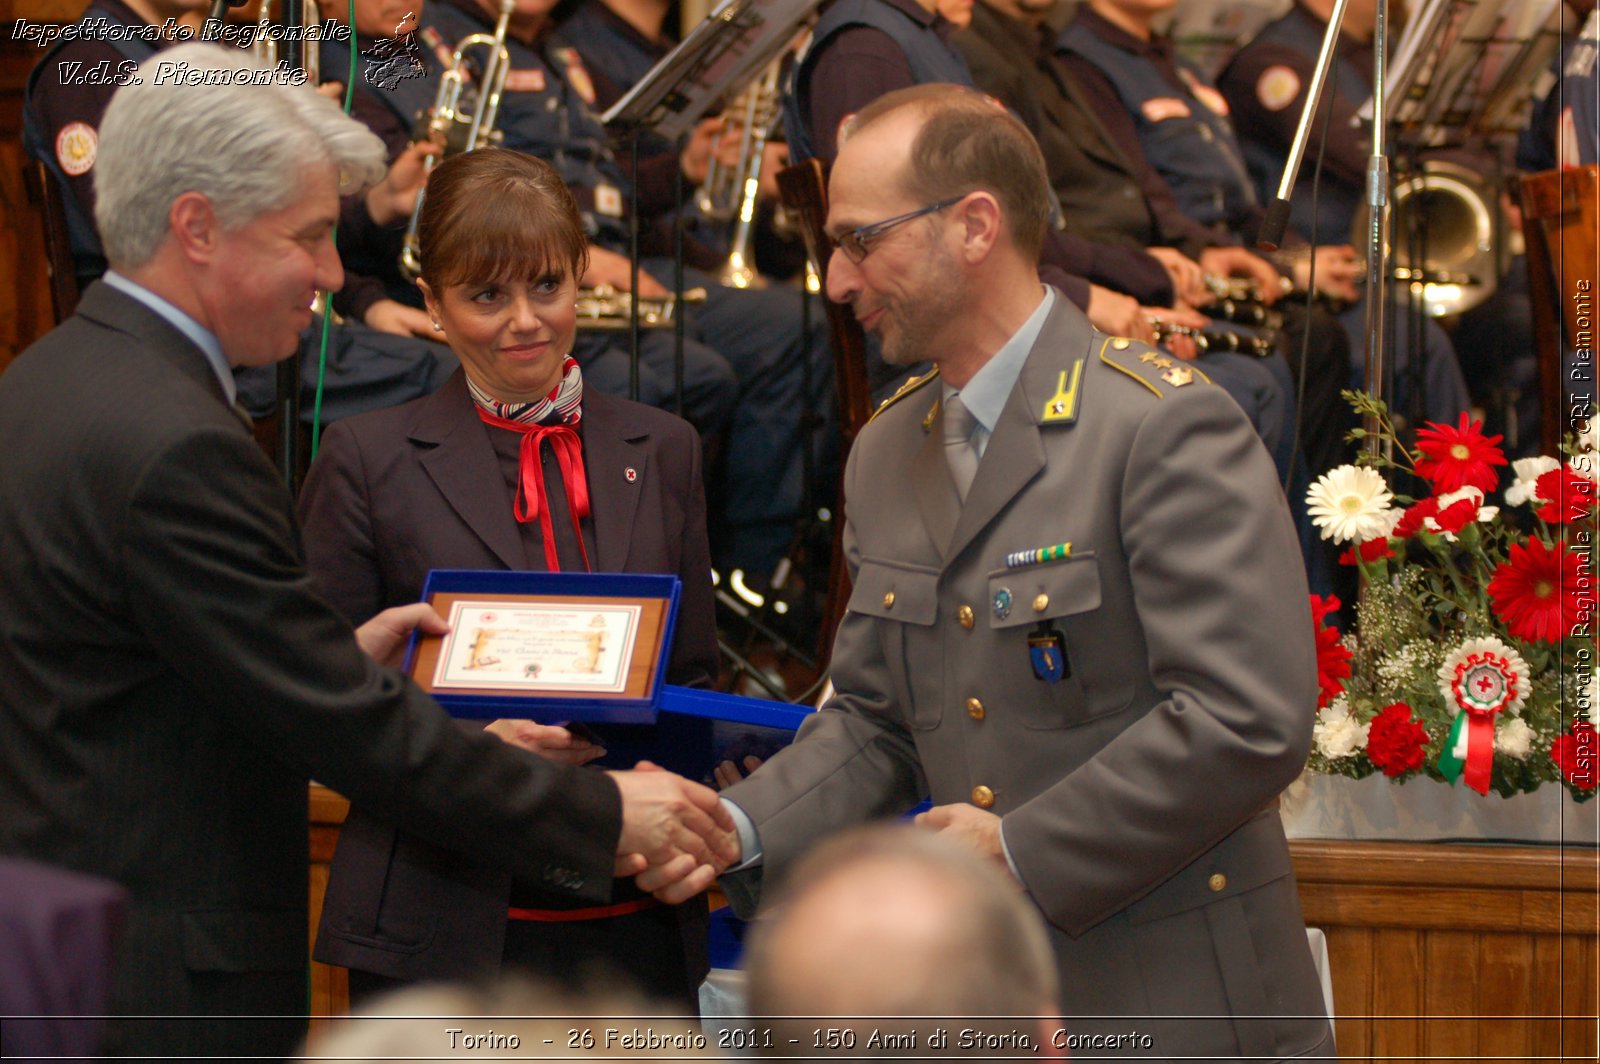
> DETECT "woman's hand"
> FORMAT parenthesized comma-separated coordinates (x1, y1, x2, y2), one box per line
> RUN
(485, 720, 606, 765)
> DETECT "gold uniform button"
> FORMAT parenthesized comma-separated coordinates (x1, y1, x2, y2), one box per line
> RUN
(971, 785, 995, 809)
(1112, 337, 1131, 350)
(957, 605, 974, 630)
(1208, 873, 1227, 893)
(883, 591, 895, 609)
(965, 697, 985, 721)
(1033, 593, 1049, 613)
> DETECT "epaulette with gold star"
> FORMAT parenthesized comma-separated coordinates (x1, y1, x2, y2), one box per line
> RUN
(1095, 335, 1211, 399)
(867, 367, 941, 426)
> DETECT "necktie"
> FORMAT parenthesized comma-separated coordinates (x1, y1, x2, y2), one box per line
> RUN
(943, 393, 979, 502)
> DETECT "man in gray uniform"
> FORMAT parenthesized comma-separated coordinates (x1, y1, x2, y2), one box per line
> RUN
(653, 84, 1333, 1060)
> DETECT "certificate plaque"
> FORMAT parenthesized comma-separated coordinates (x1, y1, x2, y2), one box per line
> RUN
(404, 571, 681, 722)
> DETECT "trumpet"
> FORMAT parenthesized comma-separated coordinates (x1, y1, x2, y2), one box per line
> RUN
(696, 56, 787, 289)
(399, 0, 513, 280)
(253, 0, 320, 85)
(574, 286, 708, 331)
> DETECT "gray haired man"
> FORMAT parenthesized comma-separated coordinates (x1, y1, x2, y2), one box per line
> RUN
(0, 43, 734, 1059)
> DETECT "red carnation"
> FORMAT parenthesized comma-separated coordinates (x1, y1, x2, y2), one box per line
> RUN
(1550, 722, 1599, 790)
(1488, 539, 1596, 643)
(1414, 414, 1507, 494)
(1393, 497, 1439, 539)
(1310, 595, 1352, 710)
(1366, 702, 1430, 777)
(1340, 536, 1397, 566)
(1534, 466, 1596, 524)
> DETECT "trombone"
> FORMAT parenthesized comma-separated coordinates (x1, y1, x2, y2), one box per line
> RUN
(399, 0, 514, 280)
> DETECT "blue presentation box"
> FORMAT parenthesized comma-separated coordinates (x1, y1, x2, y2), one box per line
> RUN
(404, 568, 812, 737)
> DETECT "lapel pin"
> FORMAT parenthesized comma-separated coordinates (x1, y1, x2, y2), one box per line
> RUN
(624, 467, 637, 482)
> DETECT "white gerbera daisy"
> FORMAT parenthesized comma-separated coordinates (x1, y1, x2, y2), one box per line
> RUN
(1437, 636, 1532, 719)
(1494, 717, 1535, 759)
(1306, 465, 1394, 544)
(1314, 698, 1368, 759)
(1505, 456, 1560, 506)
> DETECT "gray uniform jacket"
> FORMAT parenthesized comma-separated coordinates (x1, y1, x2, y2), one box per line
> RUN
(723, 294, 1332, 1061)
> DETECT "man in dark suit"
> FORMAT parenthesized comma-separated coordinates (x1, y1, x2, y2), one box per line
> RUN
(648, 85, 1333, 1060)
(0, 43, 734, 1059)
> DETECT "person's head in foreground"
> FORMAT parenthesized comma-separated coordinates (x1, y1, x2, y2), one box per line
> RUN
(743, 825, 1064, 1057)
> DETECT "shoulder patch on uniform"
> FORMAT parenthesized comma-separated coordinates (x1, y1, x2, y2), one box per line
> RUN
(1098, 335, 1214, 398)
(56, 122, 97, 177)
(869, 367, 940, 426)
(1256, 65, 1301, 112)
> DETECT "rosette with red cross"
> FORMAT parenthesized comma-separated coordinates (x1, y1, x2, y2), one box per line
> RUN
(1435, 637, 1531, 794)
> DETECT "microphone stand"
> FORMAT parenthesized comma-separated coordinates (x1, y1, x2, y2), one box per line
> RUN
(1256, 0, 1391, 461)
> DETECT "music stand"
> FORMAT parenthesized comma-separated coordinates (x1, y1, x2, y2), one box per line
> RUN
(601, 0, 822, 140)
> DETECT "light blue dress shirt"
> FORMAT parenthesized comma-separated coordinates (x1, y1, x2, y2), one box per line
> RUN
(103, 271, 237, 405)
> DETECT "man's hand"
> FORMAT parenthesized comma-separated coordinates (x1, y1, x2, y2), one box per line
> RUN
(1294, 244, 1361, 303)
(681, 115, 739, 186)
(1086, 285, 1156, 344)
(1145, 247, 1209, 307)
(485, 720, 605, 765)
(364, 141, 440, 227)
(609, 762, 739, 902)
(1198, 245, 1285, 304)
(1145, 301, 1211, 361)
(914, 804, 1013, 876)
(582, 245, 669, 299)
(353, 603, 449, 668)
(363, 298, 440, 340)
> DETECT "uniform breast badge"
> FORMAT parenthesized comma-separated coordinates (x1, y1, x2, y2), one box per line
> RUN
(1028, 625, 1069, 682)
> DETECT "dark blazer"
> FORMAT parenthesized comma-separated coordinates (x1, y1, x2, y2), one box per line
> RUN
(723, 294, 1333, 1060)
(298, 373, 718, 999)
(0, 283, 623, 1058)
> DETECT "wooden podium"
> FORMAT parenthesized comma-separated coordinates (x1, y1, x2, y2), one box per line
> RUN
(309, 786, 1599, 1058)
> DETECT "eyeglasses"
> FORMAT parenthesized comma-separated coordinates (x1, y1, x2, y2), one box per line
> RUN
(830, 194, 969, 264)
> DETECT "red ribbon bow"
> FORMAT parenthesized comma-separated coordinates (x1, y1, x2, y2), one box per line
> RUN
(475, 407, 591, 573)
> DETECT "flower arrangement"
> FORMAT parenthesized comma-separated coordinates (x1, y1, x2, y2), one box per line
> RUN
(1304, 394, 1598, 800)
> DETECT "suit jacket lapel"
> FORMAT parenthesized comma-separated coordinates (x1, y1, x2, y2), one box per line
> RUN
(413, 375, 527, 570)
(580, 391, 649, 573)
(76, 281, 233, 408)
(942, 301, 1094, 565)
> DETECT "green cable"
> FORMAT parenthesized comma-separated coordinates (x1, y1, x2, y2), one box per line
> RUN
(309, 1, 360, 458)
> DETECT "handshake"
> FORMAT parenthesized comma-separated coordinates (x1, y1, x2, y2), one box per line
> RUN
(608, 765, 743, 905)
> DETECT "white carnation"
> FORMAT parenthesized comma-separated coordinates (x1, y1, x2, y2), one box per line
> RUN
(1505, 456, 1560, 506)
(1494, 717, 1535, 760)
(1314, 698, 1369, 760)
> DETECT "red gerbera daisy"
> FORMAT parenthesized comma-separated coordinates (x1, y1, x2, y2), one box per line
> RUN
(1310, 595, 1352, 710)
(1534, 466, 1597, 524)
(1414, 414, 1507, 494)
(1366, 702, 1429, 777)
(1488, 539, 1596, 643)
(1550, 722, 1599, 790)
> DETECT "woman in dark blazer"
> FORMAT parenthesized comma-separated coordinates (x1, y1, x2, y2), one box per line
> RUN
(299, 149, 718, 1010)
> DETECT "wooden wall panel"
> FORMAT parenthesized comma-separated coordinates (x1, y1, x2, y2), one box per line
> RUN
(1421, 931, 1479, 1058)
(1475, 932, 1536, 1061)
(1325, 925, 1373, 1057)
